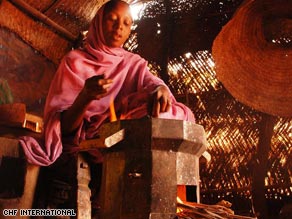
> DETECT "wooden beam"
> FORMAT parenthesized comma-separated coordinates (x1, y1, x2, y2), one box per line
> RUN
(8, 0, 78, 41)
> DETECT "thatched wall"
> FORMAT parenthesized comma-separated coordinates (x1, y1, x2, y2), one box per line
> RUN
(0, 27, 56, 116)
(0, 0, 106, 115)
(0, 0, 71, 64)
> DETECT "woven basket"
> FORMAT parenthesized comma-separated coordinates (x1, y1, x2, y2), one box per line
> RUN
(212, 0, 292, 117)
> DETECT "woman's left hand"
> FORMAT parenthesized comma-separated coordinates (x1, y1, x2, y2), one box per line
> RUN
(151, 85, 172, 117)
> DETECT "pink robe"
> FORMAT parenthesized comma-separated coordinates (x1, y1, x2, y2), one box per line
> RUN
(19, 4, 195, 166)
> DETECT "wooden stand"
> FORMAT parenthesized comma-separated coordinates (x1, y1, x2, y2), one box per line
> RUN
(0, 137, 40, 219)
(96, 117, 207, 219)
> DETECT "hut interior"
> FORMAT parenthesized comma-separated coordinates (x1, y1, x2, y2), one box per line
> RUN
(0, 0, 291, 218)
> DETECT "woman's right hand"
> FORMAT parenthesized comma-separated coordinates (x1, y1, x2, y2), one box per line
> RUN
(81, 75, 113, 101)
(61, 75, 112, 135)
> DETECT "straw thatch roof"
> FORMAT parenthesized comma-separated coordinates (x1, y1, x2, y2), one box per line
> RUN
(0, 0, 291, 217)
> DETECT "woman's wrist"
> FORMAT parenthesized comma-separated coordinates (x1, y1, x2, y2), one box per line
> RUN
(77, 88, 93, 106)
(151, 85, 167, 94)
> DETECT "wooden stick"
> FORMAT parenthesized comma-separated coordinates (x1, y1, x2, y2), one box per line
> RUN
(79, 128, 125, 150)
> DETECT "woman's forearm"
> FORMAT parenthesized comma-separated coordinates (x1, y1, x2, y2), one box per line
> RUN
(61, 91, 91, 136)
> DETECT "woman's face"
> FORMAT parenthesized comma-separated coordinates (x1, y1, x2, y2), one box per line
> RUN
(102, 2, 133, 48)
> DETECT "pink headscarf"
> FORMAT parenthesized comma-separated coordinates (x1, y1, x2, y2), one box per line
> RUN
(19, 2, 195, 166)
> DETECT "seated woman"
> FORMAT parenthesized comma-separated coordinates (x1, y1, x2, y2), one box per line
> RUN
(20, 0, 195, 166)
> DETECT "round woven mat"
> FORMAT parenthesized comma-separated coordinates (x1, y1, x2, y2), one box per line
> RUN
(212, 0, 292, 117)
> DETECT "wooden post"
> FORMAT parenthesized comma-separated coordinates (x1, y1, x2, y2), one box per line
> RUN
(76, 154, 91, 219)
(159, 0, 172, 85)
(251, 113, 276, 219)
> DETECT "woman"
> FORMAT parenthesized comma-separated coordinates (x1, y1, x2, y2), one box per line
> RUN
(19, 0, 196, 215)
(20, 0, 195, 166)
